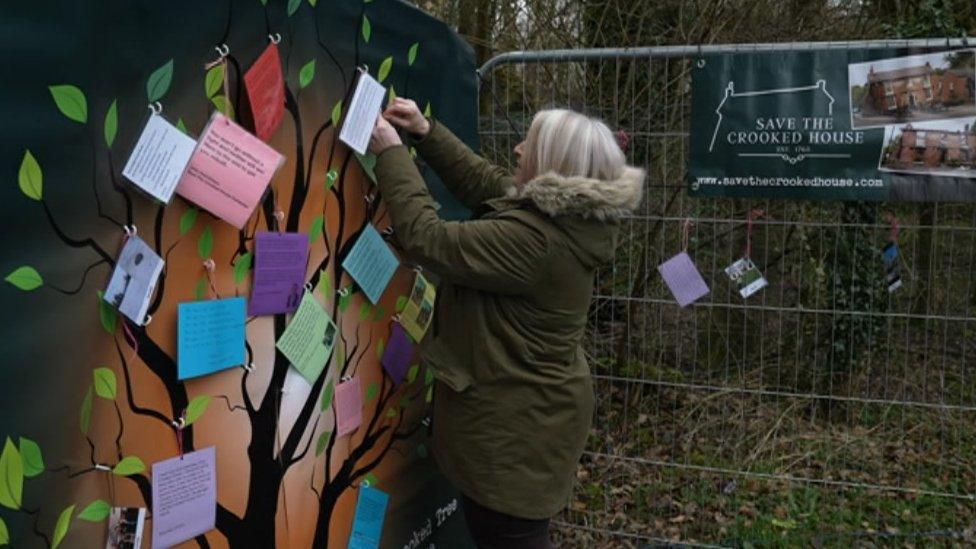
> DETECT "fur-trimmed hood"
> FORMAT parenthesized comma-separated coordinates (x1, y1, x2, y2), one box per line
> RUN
(506, 166, 646, 220)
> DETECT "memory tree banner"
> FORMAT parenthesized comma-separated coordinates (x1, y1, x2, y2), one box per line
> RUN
(0, 0, 476, 547)
(689, 47, 976, 201)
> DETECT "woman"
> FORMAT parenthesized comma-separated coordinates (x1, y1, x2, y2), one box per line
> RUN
(369, 99, 644, 548)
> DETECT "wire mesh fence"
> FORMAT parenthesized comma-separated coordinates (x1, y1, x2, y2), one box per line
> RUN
(477, 41, 976, 547)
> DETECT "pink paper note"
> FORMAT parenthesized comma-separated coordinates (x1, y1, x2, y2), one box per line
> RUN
(658, 251, 710, 308)
(244, 43, 285, 141)
(335, 377, 363, 437)
(175, 112, 284, 229)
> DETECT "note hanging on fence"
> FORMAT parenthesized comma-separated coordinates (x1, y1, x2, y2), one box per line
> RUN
(400, 272, 436, 342)
(348, 484, 390, 549)
(883, 243, 903, 292)
(339, 71, 386, 155)
(122, 113, 196, 203)
(176, 112, 284, 229)
(244, 42, 285, 141)
(248, 231, 309, 316)
(381, 323, 414, 384)
(103, 235, 164, 325)
(335, 377, 363, 436)
(342, 224, 399, 304)
(151, 447, 216, 549)
(657, 252, 710, 308)
(106, 506, 146, 549)
(276, 292, 337, 384)
(725, 257, 768, 299)
(178, 297, 246, 379)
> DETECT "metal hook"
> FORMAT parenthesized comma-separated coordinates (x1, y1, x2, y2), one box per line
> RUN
(149, 102, 163, 115)
(215, 44, 230, 58)
(381, 226, 394, 236)
(171, 417, 186, 430)
(203, 258, 216, 271)
(269, 33, 282, 45)
(94, 463, 112, 472)
(242, 362, 255, 373)
(143, 314, 153, 326)
(304, 281, 313, 293)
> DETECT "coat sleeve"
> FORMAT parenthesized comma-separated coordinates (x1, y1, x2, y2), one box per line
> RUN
(374, 144, 547, 295)
(412, 119, 515, 208)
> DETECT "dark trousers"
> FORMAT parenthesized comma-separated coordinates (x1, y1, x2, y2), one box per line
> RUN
(461, 495, 555, 549)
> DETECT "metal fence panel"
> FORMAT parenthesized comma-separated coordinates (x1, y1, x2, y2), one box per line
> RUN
(477, 39, 976, 547)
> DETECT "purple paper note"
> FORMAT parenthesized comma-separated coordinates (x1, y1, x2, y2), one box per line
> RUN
(248, 231, 309, 316)
(336, 377, 363, 437)
(381, 323, 414, 385)
(151, 446, 216, 548)
(658, 251, 710, 308)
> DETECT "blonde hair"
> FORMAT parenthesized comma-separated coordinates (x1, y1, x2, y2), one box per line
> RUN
(521, 109, 626, 183)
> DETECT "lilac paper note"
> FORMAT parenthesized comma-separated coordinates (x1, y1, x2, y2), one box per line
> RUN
(381, 323, 414, 385)
(151, 447, 216, 549)
(248, 231, 309, 316)
(658, 251, 710, 308)
(335, 377, 363, 437)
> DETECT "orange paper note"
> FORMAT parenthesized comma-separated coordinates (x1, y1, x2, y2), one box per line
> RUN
(176, 112, 284, 229)
(244, 43, 285, 141)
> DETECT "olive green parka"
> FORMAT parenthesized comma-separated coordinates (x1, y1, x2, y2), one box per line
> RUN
(373, 120, 644, 519)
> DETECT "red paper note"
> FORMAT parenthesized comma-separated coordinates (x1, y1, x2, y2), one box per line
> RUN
(244, 43, 285, 141)
(335, 377, 363, 437)
(175, 112, 284, 229)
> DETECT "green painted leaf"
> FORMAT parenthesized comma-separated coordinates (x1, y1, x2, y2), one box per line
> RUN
(372, 305, 385, 322)
(18, 150, 42, 201)
(198, 225, 213, 259)
(408, 43, 419, 66)
(112, 456, 145, 476)
(5, 266, 42, 291)
(18, 438, 42, 478)
(77, 499, 111, 522)
(338, 289, 352, 312)
(423, 102, 431, 118)
(406, 364, 420, 383)
(0, 438, 23, 510)
(394, 295, 408, 313)
(376, 338, 385, 360)
(358, 301, 372, 321)
(176, 118, 188, 134)
(211, 95, 234, 119)
(104, 99, 118, 147)
(51, 504, 74, 549)
(97, 290, 117, 334)
(0, 516, 8, 544)
(365, 382, 380, 403)
(80, 387, 93, 435)
(179, 207, 198, 235)
(299, 59, 315, 89)
(308, 0, 317, 6)
(330, 101, 342, 127)
(315, 431, 330, 456)
(361, 15, 371, 43)
(425, 385, 433, 403)
(205, 64, 224, 98)
(316, 269, 331, 297)
(49, 85, 87, 123)
(234, 252, 253, 285)
(387, 85, 396, 105)
(309, 214, 324, 244)
(184, 395, 212, 426)
(320, 380, 335, 411)
(424, 366, 434, 385)
(194, 277, 207, 300)
(409, 146, 417, 158)
(326, 169, 338, 190)
(287, 0, 301, 15)
(385, 408, 396, 418)
(363, 472, 379, 487)
(336, 340, 345, 367)
(146, 59, 174, 103)
(416, 443, 428, 458)
(259, 0, 267, 4)
(377, 56, 393, 84)
(93, 367, 117, 400)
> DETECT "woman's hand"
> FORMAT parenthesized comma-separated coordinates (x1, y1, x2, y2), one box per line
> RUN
(383, 98, 430, 137)
(369, 114, 402, 155)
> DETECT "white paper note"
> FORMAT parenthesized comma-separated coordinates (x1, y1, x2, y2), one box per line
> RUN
(339, 72, 386, 155)
(122, 114, 197, 203)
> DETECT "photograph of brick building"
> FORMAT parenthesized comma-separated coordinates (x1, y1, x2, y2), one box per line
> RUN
(879, 118, 976, 178)
(849, 50, 976, 129)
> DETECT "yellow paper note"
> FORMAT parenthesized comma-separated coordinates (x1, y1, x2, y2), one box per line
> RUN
(400, 272, 436, 343)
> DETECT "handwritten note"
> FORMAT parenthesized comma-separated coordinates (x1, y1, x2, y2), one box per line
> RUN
(339, 72, 386, 155)
(348, 484, 390, 549)
(342, 224, 399, 304)
(151, 447, 216, 549)
(657, 252, 710, 308)
(381, 323, 414, 385)
(178, 297, 246, 379)
(276, 293, 336, 384)
(248, 231, 309, 316)
(103, 235, 164, 325)
(335, 377, 363, 437)
(122, 113, 196, 203)
(176, 112, 284, 229)
(400, 272, 436, 342)
(244, 42, 285, 141)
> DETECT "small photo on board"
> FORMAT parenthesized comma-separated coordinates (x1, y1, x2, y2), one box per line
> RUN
(848, 49, 976, 129)
(415, 301, 433, 328)
(408, 276, 427, 307)
(878, 117, 976, 178)
(104, 236, 164, 325)
(106, 507, 146, 549)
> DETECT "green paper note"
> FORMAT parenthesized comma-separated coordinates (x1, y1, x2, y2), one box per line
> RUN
(276, 293, 337, 384)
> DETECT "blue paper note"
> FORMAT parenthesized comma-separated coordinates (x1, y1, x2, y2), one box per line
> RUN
(178, 297, 246, 379)
(348, 484, 390, 549)
(341, 224, 399, 304)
